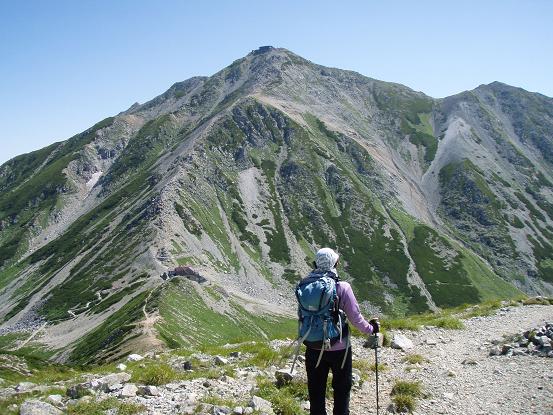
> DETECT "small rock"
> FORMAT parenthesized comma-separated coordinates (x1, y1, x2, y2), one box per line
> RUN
(230, 351, 241, 358)
(119, 383, 138, 398)
(489, 346, 502, 356)
(107, 383, 123, 392)
(46, 395, 63, 405)
(15, 382, 37, 392)
(138, 385, 160, 396)
(183, 361, 193, 370)
(66, 384, 89, 399)
(203, 380, 211, 388)
(249, 395, 274, 413)
(513, 348, 527, 356)
(462, 358, 478, 365)
(127, 354, 144, 362)
(116, 363, 127, 371)
(275, 369, 294, 386)
(391, 334, 414, 351)
(20, 399, 63, 415)
(447, 370, 456, 377)
(425, 338, 438, 346)
(215, 356, 229, 365)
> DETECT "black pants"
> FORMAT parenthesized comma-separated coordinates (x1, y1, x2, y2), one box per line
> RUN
(305, 347, 352, 415)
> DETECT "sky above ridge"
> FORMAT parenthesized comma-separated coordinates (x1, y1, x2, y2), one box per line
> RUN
(1, 0, 552, 164)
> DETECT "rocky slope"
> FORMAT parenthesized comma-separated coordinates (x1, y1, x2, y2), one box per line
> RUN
(1, 301, 552, 414)
(0, 46, 552, 362)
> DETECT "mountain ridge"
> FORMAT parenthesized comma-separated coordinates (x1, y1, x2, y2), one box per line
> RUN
(0, 46, 551, 363)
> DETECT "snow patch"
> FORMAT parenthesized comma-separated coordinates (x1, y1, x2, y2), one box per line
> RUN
(86, 171, 103, 191)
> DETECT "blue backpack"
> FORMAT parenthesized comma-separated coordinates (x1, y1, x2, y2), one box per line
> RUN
(290, 270, 348, 370)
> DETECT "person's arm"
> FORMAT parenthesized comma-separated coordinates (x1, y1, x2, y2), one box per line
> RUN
(339, 282, 373, 334)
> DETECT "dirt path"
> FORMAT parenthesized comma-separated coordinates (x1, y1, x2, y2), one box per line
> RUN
(348, 304, 553, 414)
(138, 287, 164, 349)
(9, 322, 47, 350)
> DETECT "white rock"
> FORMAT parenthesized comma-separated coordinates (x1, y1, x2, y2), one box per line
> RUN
(249, 395, 274, 413)
(16, 382, 37, 392)
(116, 363, 127, 371)
(391, 333, 414, 350)
(127, 354, 144, 362)
(119, 383, 138, 397)
(46, 395, 63, 405)
(97, 372, 131, 389)
(20, 399, 63, 415)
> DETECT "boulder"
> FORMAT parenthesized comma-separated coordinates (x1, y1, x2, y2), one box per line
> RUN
(137, 385, 160, 396)
(215, 356, 229, 365)
(15, 382, 37, 392)
(391, 334, 414, 351)
(97, 372, 131, 390)
(66, 384, 90, 399)
(274, 369, 294, 386)
(249, 395, 274, 414)
(46, 395, 63, 405)
(127, 354, 144, 362)
(19, 400, 63, 415)
(119, 383, 138, 397)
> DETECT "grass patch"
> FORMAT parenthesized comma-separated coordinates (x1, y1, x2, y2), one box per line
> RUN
(402, 354, 426, 364)
(67, 396, 145, 415)
(522, 297, 552, 306)
(391, 379, 423, 413)
(383, 312, 464, 331)
(256, 376, 307, 415)
(130, 362, 179, 385)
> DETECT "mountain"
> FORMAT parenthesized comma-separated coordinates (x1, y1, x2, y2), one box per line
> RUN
(0, 46, 552, 363)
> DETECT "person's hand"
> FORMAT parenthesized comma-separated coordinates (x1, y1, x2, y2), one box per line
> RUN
(369, 318, 380, 334)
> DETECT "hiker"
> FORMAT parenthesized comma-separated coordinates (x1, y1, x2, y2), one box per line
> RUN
(296, 247, 379, 415)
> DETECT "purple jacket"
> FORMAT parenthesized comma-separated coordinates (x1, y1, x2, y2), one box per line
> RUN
(329, 281, 373, 351)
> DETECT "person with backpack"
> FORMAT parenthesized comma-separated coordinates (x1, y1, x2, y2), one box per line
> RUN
(293, 247, 379, 415)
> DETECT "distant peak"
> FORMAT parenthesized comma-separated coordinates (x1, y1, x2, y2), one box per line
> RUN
(251, 46, 276, 55)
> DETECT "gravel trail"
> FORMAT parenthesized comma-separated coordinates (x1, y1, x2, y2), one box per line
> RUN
(349, 304, 553, 415)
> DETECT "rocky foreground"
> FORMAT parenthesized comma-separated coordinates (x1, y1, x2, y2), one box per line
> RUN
(1, 303, 552, 415)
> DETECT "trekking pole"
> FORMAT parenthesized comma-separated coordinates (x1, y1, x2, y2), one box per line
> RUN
(373, 333, 380, 415)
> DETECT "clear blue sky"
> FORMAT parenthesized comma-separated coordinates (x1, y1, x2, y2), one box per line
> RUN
(1, 0, 552, 165)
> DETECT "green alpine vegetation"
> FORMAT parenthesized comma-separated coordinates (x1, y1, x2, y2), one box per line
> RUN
(0, 47, 550, 364)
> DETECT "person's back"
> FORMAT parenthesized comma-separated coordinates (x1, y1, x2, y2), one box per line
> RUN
(298, 247, 379, 415)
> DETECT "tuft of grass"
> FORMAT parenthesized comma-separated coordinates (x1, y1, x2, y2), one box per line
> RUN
(382, 312, 464, 332)
(391, 379, 422, 412)
(392, 394, 416, 413)
(256, 376, 307, 415)
(432, 316, 464, 329)
(522, 297, 552, 306)
(130, 362, 179, 386)
(67, 397, 145, 415)
(402, 354, 426, 365)
(391, 379, 422, 397)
